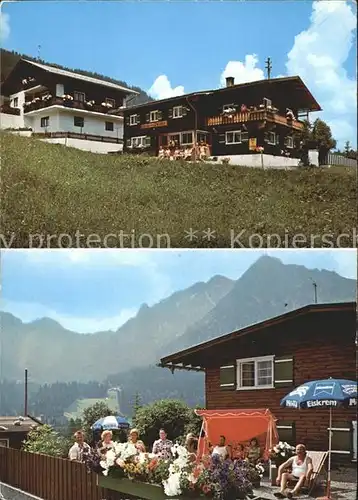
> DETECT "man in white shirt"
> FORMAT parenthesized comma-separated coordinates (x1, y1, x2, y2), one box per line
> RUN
(68, 430, 91, 462)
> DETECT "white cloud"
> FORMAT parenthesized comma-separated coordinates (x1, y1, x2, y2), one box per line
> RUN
(285, 0, 357, 148)
(147, 75, 185, 100)
(0, 11, 10, 41)
(1, 298, 138, 333)
(220, 54, 264, 87)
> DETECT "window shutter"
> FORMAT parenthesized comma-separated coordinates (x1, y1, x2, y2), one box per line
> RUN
(145, 136, 151, 147)
(182, 106, 187, 116)
(219, 365, 236, 390)
(126, 139, 131, 147)
(264, 132, 269, 142)
(277, 421, 296, 445)
(218, 134, 226, 144)
(145, 113, 150, 123)
(329, 422, 352, 457)
(136, 115, 141, 124)
(274, 356, 294, 388)
(158, 111, 163, 120)
(241, 131, 249, 142)
(275, 133, 280, 145)
(125, 116, 130, 125)
(168, 108, 173, 118)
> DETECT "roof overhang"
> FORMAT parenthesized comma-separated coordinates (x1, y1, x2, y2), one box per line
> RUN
(24, 105, 124, 120)
(159, 302, 355, 372)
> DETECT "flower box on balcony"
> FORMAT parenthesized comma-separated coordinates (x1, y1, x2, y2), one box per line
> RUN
(98, 476, 189, 499)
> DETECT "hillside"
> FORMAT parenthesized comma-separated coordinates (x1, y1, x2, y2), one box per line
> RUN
(0, 48, 153, 106)
(2, 133, 356, 249)
(1, 275, 234, 383)
(1, 256, 356, 386)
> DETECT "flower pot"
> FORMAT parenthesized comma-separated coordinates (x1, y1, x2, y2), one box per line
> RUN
(271, 465, 278, 486)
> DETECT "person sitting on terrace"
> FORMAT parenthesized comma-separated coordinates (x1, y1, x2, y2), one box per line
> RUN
(199, 142, 208, 161)
(97, 430, 114, 457)
(247, 438, 261, 465)
(68, 430, 91, 462)
(128, 428, 146, 452)
(184, 146, 193, 160)
(274, 444, 313, 499)
(286, 108, 296, 120)
(209, 435, 231, 460)
(232, 443, 246, 460)
(152, 428, 173, 459)
(185, 433, 198, 462)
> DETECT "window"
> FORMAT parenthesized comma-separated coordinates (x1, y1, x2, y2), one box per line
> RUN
(130, 136, 150, 148)
(74, 91, 85, 102)
(237, 356, 274, 389)
(40, 116, 49, 128)
(173, 106, 184, 118)
(263, 98, 272, 108)
(225, 131, 242, 144)
(105, 121, 114, 131)
(285, 136, 294, 148)
(328, 422, 352, 456)
(105, 98, 116, 107)
(181, 132, 193, 145)
(150, 110, 160, 122)
(0, 439, 9, 448)
(12, 97, 19, 108)
(197, 132, 208, 143)
(267, 132, 276, 145)
(74, 116, 84, 128)
(130, 114, 138, 126)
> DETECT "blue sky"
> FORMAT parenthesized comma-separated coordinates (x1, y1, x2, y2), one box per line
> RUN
(1, 249, 356, 333)
(0, 1, 356, 148)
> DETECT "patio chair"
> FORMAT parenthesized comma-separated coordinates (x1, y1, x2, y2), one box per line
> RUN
(288, 451, 328, 495)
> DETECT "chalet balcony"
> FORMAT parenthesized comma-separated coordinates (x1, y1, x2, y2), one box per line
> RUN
(0, 105, 21, 116)
(23, 96, 123, 116)
(206, 109, 304, 131)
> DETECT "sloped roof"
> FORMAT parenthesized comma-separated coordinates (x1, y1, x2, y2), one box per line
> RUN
(159, 302, 355, 371)
(0, 415, 41, 433)
(21, 59, 139, 95)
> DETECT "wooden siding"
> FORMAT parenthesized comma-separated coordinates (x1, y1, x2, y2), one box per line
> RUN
(205, 330, 356, 455)
(0, 447, 122, 500)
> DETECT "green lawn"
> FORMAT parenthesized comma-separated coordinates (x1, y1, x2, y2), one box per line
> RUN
(1, 132, 356, 248)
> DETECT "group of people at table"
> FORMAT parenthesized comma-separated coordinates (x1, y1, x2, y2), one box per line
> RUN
(69, 430, 312, 497)
(158, 141, 210, 161)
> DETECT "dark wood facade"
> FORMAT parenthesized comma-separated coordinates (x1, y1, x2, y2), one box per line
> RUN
(1, 58, 137, 116)
(0, 416, 41, 449)
(123, 76, 321, 158)
(160, 303, 356, 462)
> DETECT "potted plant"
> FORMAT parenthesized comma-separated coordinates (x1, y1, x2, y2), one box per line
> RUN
(269, 442, 295, 485)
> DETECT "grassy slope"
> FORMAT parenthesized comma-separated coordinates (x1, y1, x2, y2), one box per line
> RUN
(1, 133, 356, 248)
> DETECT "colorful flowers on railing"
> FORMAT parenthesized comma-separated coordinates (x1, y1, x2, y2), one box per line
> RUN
(41, 94, 52, 101)
(85, 441, 254, 499)
(62, 94, 73, 101)
(101, 101, 113, 108)
(21, 77, 36, 86)
(86, 100, 95, 107)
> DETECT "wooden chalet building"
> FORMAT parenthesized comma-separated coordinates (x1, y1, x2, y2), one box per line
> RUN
(159, 302, 357, 462)
(0, 416, 42, 449)
(123, 76, 321, 166)
(0, 58, 138, 153)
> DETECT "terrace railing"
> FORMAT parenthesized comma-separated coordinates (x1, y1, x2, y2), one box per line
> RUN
(0, 446, 121, 500)
(1, 105, 21, 116)
(206, 109, 304, 131)
(23, 97, 123, 116)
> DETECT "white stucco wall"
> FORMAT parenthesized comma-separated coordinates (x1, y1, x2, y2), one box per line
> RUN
(26, 109, 60, 133)
(0, 113, 24, 129)
(214, 154, 300, 169)
(57, 111, 123, 138)
(41, 137, 123, 154)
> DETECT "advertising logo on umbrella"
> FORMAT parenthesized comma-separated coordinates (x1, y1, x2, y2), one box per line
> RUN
(313, 382, 335, 397)
(288, 385, 309, 398)
(342, 384, 356, 395)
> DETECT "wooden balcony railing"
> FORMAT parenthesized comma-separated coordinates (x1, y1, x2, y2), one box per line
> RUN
(1, 105, 21, 116)
(32, 131, 123, 144)
(206, 110, 304, 130)
(23, 97, 123, 116)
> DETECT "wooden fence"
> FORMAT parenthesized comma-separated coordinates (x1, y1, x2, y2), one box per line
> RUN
(326, 153, 357, 168)
(0, 446, 122, 500)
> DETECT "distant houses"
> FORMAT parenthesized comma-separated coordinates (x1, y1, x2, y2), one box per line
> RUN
(123, 75, 321, 167)
(0, 415, 42, 449)
(0, 58, 138, 154)
(63, 388, 121, 421)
